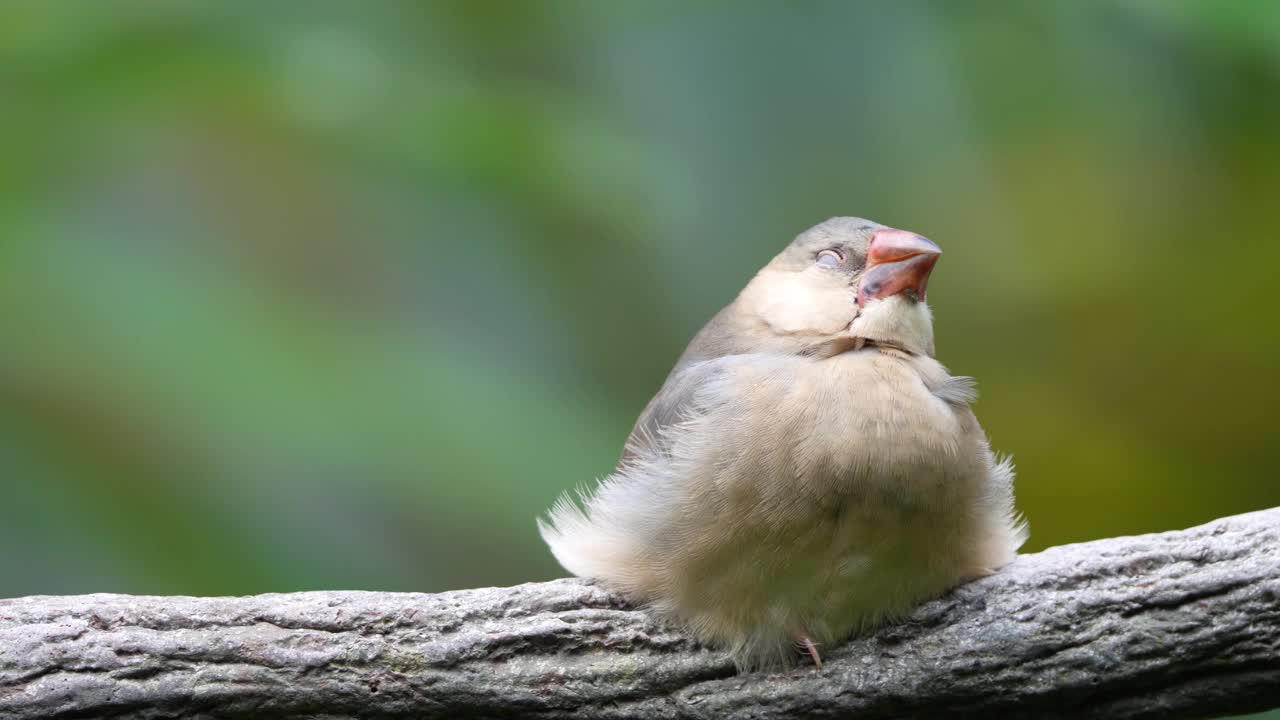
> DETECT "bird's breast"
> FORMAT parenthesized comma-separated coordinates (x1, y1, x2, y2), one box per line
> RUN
(652, 349, 1001, 649)
(688, 349, 985, 520)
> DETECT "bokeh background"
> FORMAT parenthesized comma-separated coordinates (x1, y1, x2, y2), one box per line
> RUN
(3, 1, 1278, 604)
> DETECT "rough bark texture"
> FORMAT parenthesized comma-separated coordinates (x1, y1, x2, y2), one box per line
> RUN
(1, 508, 1277, 720)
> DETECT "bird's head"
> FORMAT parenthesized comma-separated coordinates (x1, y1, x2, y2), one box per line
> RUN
(736, 217, 942, 357)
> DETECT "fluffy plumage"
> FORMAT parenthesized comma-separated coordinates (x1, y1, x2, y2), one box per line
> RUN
(539, 217, 1026, 670)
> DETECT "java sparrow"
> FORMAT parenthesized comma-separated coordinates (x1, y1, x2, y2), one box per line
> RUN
(540, 217, 1026, 670)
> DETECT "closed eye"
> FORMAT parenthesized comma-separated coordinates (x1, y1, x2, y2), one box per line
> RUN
(816, 248, 844, 268)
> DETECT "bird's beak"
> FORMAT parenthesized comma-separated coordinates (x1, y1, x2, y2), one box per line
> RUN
(856, 229, 942, 307)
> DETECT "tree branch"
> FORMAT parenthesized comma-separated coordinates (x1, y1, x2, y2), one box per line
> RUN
(2, 508, 1278, 719)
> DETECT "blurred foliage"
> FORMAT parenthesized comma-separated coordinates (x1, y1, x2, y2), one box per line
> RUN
(1, 0, 1278, 607)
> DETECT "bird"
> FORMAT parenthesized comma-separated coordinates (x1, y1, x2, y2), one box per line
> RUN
(539, 217, 1026, 671)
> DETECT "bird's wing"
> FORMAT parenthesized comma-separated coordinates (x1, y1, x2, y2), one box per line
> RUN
(619, 356, 742, 465)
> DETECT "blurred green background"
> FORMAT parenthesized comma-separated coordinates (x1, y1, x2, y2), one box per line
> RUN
(2, 0, 1278, 600)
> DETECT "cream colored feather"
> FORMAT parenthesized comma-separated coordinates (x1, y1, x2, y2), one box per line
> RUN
(539, 217, 1026, 670)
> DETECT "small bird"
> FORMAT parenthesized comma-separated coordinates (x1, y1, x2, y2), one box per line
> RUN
(539, 217, 1026, 670)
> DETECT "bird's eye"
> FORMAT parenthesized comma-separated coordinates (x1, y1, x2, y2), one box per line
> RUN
(816, 249, 845, 268)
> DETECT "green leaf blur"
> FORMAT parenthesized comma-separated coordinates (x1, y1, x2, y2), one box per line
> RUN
(1, 0, 1277, 600)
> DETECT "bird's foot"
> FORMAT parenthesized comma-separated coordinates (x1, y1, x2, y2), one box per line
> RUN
(796, 634, 823, 670)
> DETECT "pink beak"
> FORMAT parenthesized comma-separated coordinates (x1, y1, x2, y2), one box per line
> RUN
(856, 229, 942, 307)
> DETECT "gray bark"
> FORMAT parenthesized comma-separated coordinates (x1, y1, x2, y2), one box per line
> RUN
(1, 508, 1277, 720)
